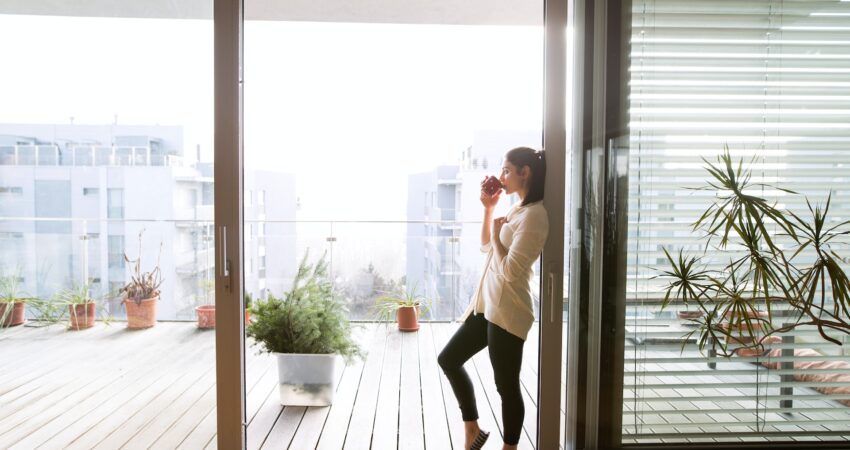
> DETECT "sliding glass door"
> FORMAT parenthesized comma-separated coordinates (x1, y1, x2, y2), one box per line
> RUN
(214, 0, 577, 448)
(562, 0, 850, 448)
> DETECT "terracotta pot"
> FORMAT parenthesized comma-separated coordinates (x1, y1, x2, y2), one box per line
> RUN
(397, 305, 420, 332)
(196, 304, 216, 329)
(124, 296, 158, 329)
(245, 309, 251, 323)
(69, 302, 96, 330)
(0, 301, 26, 327)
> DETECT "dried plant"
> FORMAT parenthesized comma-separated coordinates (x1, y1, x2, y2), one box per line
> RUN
(119, 230, 163, 305)
(658, 147, 850, 356)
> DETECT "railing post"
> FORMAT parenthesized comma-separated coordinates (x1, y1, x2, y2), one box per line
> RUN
(327, 221, 335, 280)
(449, 235, 459, 321)
(80, 219, 89, 286)
(780, 328, 794, 410)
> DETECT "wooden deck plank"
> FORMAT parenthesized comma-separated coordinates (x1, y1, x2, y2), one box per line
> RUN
(397, 330, 425, 450)
(261, 406, 305, 449)
(246, 384, 284, 450)
(370, 327, 402, 449)
(150, 347, 275, 448)
(53, 332, 214, 449)
(0, 323, 170, 401)
(316, 326, 377, 450)
(127, 345, 266, 450)
(418, 324, 452, 450)
(90, 351, 216, 449)
(0, 323, 35, 340)
(434, 323, 500, 449)
(17, 328, 212, 449)
(0, 325, 112, 384)
(0, 325, 190, 448)
(120, 365, 216, 449)
(176, 405, 217, 450)
(343, 325, 389, 450)
(19, 354, 213, 450)
(431, 323, 465, 450)
(286, 361, 348, 449)
(1, 322, 849, 448)
(470, 339, 536, 449)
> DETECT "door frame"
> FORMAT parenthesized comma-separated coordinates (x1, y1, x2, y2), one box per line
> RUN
(214, 1, 572, 447)
(214, 0, 246, 448)
(539, 0, 569, 448)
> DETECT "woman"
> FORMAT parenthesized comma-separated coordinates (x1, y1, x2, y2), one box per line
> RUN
(438, 147, 549, 450)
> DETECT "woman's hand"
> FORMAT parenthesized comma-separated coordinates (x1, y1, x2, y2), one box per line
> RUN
(492, 216, 509, 262)
(493, 217, 508, 241)
(480, 177, 501, 210)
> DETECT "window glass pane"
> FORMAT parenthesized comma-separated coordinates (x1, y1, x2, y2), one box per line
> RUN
(0, 7, 216, 445)
(624, 0, 850, 444)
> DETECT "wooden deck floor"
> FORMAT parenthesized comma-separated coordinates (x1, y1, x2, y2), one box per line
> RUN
(0, 322, 544, 450)
(2, 321, 848, 449)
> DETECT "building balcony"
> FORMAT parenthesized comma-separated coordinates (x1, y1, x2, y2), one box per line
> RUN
(2, 217, 850, 446)
(3, 320, 849, 448)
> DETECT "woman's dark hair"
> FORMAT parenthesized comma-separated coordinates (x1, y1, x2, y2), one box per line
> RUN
(505, 147, 546, 206)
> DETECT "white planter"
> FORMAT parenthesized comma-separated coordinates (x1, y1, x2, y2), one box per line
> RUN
(274, 353, 339, 406)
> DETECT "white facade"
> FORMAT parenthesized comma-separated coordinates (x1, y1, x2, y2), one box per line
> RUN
(407, 130, 541, 320)
(0, 124, 296, 321)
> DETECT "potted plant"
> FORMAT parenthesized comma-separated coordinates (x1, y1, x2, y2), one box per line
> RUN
(0, 270, 27, 327)
(246, 251, 362, 406)
(374, 283, 432, 332)
(54, 282, 98, 330)
(119, 230, 163, 329)
(195, 278, 215, 329)
(244, 292, 252, 323)
(657, 148, 850, 356)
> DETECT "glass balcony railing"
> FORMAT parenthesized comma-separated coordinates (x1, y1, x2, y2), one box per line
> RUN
(0, 217, 523, 323)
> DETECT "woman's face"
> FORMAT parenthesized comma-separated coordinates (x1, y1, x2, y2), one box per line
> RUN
(499, 161, 528, 195)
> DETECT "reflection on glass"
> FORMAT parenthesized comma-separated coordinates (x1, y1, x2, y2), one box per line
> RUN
(624, 0, 850, 444)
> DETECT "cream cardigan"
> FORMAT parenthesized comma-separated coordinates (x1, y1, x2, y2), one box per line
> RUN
(459, 201, 549, 341)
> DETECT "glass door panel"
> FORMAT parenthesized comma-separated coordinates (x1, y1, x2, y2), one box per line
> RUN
(242, 2, 549, 448)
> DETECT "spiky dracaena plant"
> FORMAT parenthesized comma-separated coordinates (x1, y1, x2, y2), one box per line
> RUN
(119, 230, 163, 305)
(658, 147, 850, 356)
(246, 251, 363, 364)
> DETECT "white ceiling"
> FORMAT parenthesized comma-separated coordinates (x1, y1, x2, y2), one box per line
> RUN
(1, 0, 543, 25)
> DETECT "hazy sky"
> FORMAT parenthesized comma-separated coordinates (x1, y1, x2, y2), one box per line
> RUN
(0, 15, 543, 223)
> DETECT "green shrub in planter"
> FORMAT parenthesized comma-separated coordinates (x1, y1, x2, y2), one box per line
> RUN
(247, 251, 363, 364)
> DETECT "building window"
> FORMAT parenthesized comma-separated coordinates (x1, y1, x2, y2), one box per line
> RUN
(259, 255, 266, 278)
(83, 187, 99, 196)
(107, 188, 124, 219)
(257, 189, 265, 206)
(245, 189, 253, 207)
(0, 187, 23, 196)
(108, 235, 125, 269)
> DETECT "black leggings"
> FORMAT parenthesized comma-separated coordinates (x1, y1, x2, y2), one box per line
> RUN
(437, 313, 526, 445)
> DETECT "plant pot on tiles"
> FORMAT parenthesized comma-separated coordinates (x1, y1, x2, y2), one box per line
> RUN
(119, 230, 163, 330)
(246, 251, 362, 406)
(373, 283, 431, 332)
